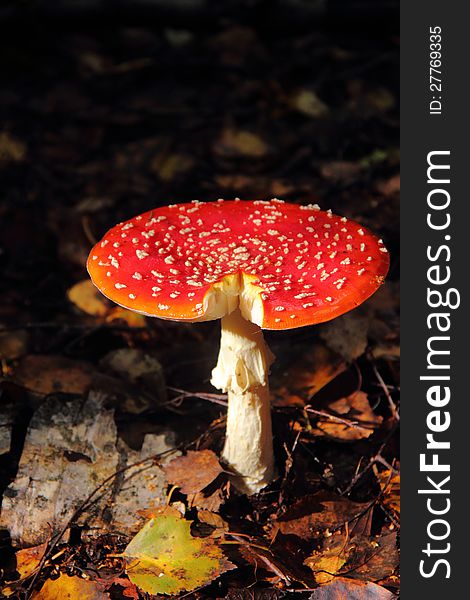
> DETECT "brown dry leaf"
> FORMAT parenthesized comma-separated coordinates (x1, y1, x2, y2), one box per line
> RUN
(271, 492, 369, 541)
(375, 174, 400, 197)
(0, 327, 29, 360)
(32, 573, 109, 599)
(320, 161, 362, 183)
(198, 510, 229, 537)
(275, 344, 346, 406)
(13, 355, 93, 395)
(313, 391, 382, 441)
(376, 468, 400, 516)
(67, 279, 109, 317)
(347, 533, 399, 582)
(97, 577, 139, 599)
(309, 577, 395, 600)
(215, 128, 268, 158)
(164, 450, 224, 495)
(189, 486, 225, 512)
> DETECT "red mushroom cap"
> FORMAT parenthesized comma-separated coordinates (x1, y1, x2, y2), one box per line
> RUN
(87, 199, 389, 330)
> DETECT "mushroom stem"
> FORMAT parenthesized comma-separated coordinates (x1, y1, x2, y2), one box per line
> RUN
(211, 307, 275, 494)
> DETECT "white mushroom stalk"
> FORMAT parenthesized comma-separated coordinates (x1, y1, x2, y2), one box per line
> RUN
(211, 307, 275, 494)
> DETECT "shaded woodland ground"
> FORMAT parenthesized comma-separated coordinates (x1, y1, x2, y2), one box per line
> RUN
(0, 3, 399, 598)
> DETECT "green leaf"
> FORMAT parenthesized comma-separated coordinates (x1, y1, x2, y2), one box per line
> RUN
(123, 507, 234, 595)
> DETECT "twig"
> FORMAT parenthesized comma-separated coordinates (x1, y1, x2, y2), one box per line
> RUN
(305, 406, 375, 431)
(370, 357, 399, 421)
(340, 421, 399, 495)
(167, 386, 228, 407)
(227, 533, 292, 585)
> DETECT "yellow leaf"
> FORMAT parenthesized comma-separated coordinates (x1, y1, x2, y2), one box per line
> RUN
(0, 132, 26, 164)
(67, 279, 109, 317)
(2, 542, 47, 596)
(291, 90, 329, 118)
(215, 129, 268, 158)
(32, 573, 109, 599)
(305, 551, 347, 584)
(376, 468, 400, 515)
(67, 280, 145, 327)
(106, 306, 146, 328)
(304, 534, 349, 584)
(123, 506, 234, 595)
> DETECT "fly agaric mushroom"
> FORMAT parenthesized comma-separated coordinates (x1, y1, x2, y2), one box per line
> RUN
(87, 199, 389, 494)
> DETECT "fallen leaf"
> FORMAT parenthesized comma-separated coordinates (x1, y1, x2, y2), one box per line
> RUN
(309, 577, 395, 600)
(164, 450, 224, 494)
(123, 506, 234, 595)
(189, 486, 225, 512)
(312, 391, 382, 441)
(365, 87, 395, 112)
(305, 531, 351, 585)
(225, 590, 285, 600)
(272, 492, 369, 541)
(291, 90, 329, 118)
(2, 542, 48, 596)
(215, 128, 268, 158)
(164, 28, 194, 47)
(376, 469, 400, 516)
(106, 306, 146, 328)
(12, 355, 93, 395)
(97, 577, 139, 599)
(305, 549, 347, 585)
(320, 161, 362, 183)
(0, 327, 29, 360)
(0, 131, 26, 164)
(348, 533, 399, 582)
(375, 174, 400, 197)
(32, 573, 109, 599)
(67, 279, 109, 317)
(68, 280, 144, 327)
(197, 510, 229, 537)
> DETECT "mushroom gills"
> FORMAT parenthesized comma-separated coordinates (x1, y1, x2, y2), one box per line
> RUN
(201, 271, 265, 325)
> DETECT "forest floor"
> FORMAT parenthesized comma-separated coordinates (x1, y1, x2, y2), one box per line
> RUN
(0, 10, 399, 599)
